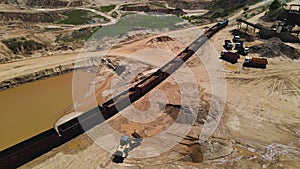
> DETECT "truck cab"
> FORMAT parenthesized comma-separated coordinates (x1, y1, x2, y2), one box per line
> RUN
(218, 19, 229, 26)
(237, 46, 249, 56)
(233, 35, 240, 42)
(234, 40, 244, 50)
(234, 40, 249, 56)
(244, 56, 251, 63)
(244, 47, 249, 54)
(221, 50, 228, 56)
(224, 40, 233, 50)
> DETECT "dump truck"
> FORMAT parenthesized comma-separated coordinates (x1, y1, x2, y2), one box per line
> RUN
(223, 40, 233, 50)
(243, 56, 268, 68)
(112, 131, 143, 163)
(220, 50, 240, 64)
(234, 40, 249, 56)
(234, 40, 244, 50)
(237, 46, 249, 56)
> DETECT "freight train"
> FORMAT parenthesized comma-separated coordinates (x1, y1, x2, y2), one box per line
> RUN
(0, 19, 228, 169)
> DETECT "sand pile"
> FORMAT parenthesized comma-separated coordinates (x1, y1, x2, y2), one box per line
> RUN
(250, 38, 300, 59)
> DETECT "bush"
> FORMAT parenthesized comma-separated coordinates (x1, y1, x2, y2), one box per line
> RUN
(55, 26, 101, 43)
(269, 0, 282, 12)
(2, 38, 45, 54)
(181, 16, 191, 22)
(98, 5, 116, 12)
(111, 11, 118, 18)
(58, 10, 108, 25)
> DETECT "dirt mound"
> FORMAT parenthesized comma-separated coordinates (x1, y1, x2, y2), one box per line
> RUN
(164, 104, 195, 124)
(121, 4, 186, 15)
(164, 0, 212, 10)
(0, 11, 62, 23)
(27, 0, 83, 7)
(106, 103, 194, 138)
(27, 0, 68, 7)
(147, 36, 174, 44)
(250, 38, 300, 59)
(0, 0, 22, 4)
(189, 138, 233, 162)
(145, 35, 183, 54)
(2, 37, 46, 54)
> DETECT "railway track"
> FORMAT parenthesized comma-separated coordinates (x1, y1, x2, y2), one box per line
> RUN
(0, 19, 229, 169)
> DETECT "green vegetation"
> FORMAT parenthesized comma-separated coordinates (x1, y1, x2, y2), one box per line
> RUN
(262, 5, 268, 11)
(90, 14, 183, 39)
(111, 11, 118, 18)
(181, 16, 192, 22)
(181, 15, 205, 22)
(2, 38, 45, 54)
(269, 0, 283, 12)
(58, 10, 106, 25)
(58, 10, 90, 25)
(182, 8, 233, 23)
(56, 27, 101, 43)
(241, 4, 270, 19)
(98, 5, 116, 12)
(121, 12, 136, 17)
(182, 0, 272, 24)
(264, 0, 287, 15)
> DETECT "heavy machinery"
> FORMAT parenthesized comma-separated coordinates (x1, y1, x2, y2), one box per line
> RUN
(113, 132, 143, 163)
(232, 35, 240, 42)
(243, 56, 268, 69)
(237, 46, 249, 56)
(223, 40, 233, 50)
(1, 19, 229, 169)
(220, 50, 240, 64)
(234, 40, 249, 56)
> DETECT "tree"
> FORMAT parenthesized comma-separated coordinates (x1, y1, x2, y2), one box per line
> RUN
(269, 0, 282, 12)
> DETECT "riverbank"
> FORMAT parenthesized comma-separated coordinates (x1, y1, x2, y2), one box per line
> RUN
(0, 53, 106, 91)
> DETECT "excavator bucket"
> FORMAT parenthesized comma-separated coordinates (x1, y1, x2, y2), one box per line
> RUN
(131, 131, 143, 139)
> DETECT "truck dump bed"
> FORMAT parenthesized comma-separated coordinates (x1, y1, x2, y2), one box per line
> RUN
(251, 57, 268, 65)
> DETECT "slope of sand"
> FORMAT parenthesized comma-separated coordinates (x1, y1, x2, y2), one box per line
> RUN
(22, 20, 300, 169)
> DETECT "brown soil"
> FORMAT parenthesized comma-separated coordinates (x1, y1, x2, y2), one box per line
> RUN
(1, 0, 299, 168)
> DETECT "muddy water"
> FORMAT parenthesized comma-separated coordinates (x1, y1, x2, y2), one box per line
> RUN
(0, 73, 74, 151)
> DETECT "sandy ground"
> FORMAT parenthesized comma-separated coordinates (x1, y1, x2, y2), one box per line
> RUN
(22, 21, 300, 169)
(0, 25, 203, 84)
(20, 30, 216, 169)
(1, 0, 299, 168)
